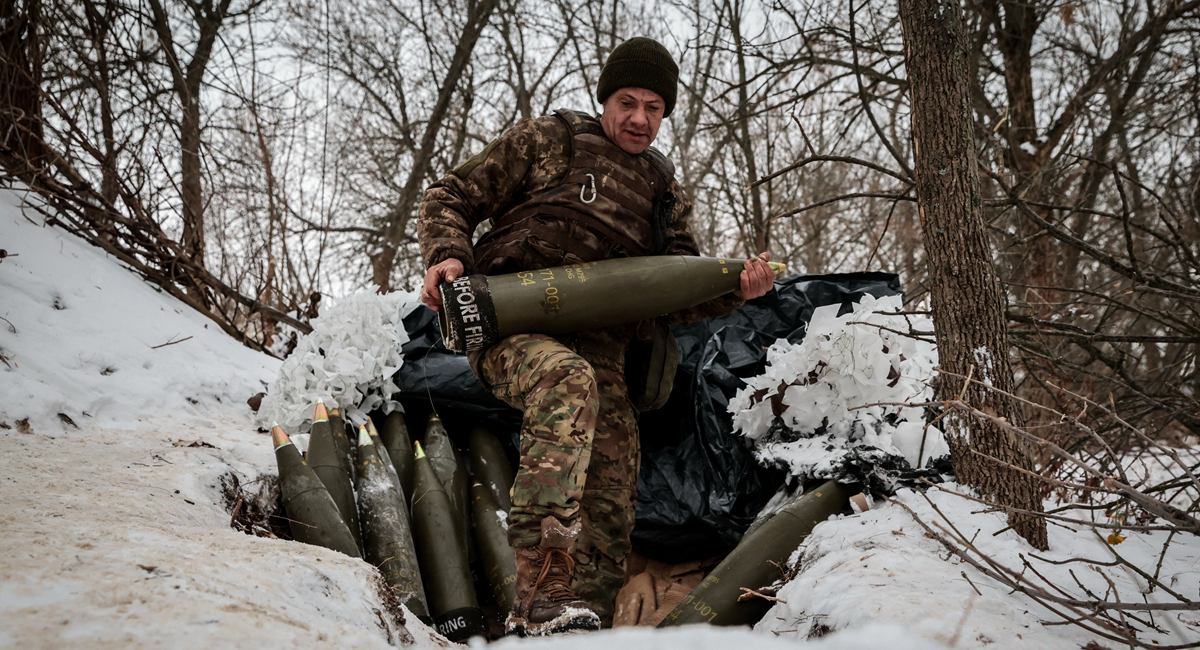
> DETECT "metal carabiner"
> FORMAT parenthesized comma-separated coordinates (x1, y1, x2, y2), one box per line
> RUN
(580, 173, 598, 204)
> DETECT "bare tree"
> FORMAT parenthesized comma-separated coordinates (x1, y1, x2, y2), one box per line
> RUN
(145, 0, 262, 270)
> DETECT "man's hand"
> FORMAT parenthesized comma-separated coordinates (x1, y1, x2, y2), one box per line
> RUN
(734, 252, 774, 300)
(420, 258, 465, 312)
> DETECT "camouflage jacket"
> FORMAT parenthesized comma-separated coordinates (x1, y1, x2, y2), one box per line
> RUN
(418, 113, 744, 369)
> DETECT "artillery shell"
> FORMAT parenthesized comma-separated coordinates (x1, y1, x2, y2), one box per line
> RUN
(657, 480, 849, 628)
(468, 425, 514, 513)
(272, 425, 359, 557)
(424, 415, 471, 559)
(308, 401, 362, 554)
(411, 442, 485, 641)
(355, 426, 428, 619)
(367, 417, 403, 495)
(438, 256, 787, 352)
(328, 407, 355, 483)
(470, 479, 517, 612)
(379, 411, 414, 499)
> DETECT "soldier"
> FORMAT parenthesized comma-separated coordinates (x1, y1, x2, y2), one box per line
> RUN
(417, 36, 775, 636)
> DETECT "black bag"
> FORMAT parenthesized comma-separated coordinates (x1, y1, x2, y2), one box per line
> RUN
(631, 272, 904, 562)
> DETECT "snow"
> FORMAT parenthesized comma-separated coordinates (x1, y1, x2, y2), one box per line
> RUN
(757, 484, 1200, 648)
(2, 187, 1198, 649)
(971, 346, 995, 387)
(479, 623, 942, 649)
(0, 193, 437, 648)
(0, 191, 277, 433)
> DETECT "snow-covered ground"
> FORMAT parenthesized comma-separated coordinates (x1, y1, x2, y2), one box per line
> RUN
(0, 192, 436, 649)
(759, 486, 1200, 648)
(2, 188, 1198, 649)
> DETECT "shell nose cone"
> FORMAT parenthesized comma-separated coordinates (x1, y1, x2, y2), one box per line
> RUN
(271, 424, 291, 449)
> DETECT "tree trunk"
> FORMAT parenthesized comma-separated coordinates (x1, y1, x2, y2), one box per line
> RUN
(898, 0, 1048, 550)
(179, 89, 205, 264)
(988, 0, 1059, 312)
(0, 0, 45, 168)
(147, 0, 234, 271)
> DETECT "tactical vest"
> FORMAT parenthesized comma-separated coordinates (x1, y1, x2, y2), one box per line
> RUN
(473, 109, 675, 274)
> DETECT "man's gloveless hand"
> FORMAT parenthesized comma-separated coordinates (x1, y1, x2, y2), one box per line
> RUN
(420, 258, 465, 312)
(734, 252, 775, 300)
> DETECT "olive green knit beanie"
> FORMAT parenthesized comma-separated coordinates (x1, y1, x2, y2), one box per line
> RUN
(597, 37, 679, 118)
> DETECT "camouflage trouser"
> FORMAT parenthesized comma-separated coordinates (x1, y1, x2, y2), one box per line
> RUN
(477, 332, 639, 626)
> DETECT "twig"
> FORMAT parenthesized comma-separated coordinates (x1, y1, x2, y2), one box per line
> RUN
(769, 191, 914, 222)
(888, 496, 1200, 649)
(150, 335, 193, 349)
(960, 571, 983, 596)
(1091, 530, 1191, 604)
(738, 587, 786, 604)
(229, 497, 244, 529)
(751, 154, 911, 189)
(942, 398, 1200, 534)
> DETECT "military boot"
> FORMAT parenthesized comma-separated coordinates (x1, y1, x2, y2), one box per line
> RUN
(505, 516, 601, 636)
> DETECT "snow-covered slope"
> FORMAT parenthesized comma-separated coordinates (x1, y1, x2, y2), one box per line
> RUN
(0, 193, 432, 648)
(0, 193, 275, 432)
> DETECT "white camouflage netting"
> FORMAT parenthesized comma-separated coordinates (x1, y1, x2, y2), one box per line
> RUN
(256, 290, 423, 431)
(729, 293, 950, 482)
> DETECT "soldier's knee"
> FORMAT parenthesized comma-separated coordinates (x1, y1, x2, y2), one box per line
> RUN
(527, 350, 598, 400)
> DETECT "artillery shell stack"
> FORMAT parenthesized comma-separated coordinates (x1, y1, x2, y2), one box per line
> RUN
(380, 411, 415, 497)
(470, 479, 517, 612)
(354, 425, 429, 621)
(658, 480, 849, 627)
(272, 425, 360, 557)
(307, 401, 362, 554)
(438, 256, 785, 352)
(468, 425, 514, 512)
(411, 442, 486, 641)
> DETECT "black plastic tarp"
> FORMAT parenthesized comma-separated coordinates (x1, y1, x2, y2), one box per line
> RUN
(394, 306, 523, 439)
(632, 272, 903, 562)
(393, 272, 903, 562)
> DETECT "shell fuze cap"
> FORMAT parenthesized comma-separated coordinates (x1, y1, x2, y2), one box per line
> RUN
(597, 37, 679, 118)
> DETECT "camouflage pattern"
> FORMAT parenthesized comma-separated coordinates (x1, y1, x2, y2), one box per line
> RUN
(571, 363, 639, 626)
(418, 111, 750, 625)
(418, 113, 745, 324)
(420, 116, 574, 274)
(477, 332, 638, 625)
(472, 110, 671, 268)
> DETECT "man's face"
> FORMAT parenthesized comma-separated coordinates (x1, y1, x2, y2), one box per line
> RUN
(600, 88, 665, 155)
